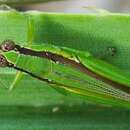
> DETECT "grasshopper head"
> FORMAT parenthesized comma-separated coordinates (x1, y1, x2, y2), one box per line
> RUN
(1, 40, 15, 52)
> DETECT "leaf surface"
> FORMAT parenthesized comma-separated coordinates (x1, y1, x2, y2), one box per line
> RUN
(0, 11, 130, 129)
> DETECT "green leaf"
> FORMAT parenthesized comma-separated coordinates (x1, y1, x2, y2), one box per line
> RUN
(0, 10, 130, 129)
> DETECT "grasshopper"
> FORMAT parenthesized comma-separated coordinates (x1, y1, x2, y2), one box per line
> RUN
(0, 40, 130, 108)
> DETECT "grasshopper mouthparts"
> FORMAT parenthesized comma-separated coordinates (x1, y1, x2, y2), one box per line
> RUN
(0, 54, 9, 67)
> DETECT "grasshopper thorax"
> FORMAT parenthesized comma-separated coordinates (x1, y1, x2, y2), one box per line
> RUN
(1, 40, 15, 52)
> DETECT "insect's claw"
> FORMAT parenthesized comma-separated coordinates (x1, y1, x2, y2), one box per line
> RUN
(107, 47, 117, 56)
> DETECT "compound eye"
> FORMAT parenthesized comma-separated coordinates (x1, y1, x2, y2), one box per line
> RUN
(1, 40, 15, 52)
(0, 55, 8, 67)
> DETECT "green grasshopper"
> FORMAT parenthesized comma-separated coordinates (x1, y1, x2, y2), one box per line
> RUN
(0, 40, 130, 108)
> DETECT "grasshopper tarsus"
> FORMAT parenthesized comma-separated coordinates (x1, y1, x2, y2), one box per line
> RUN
(108, 47, 117, 56)
(97, 47, 117, 59)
